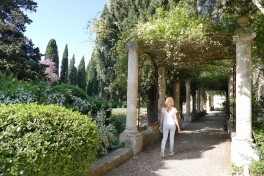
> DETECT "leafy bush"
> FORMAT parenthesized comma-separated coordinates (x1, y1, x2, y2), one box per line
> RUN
(49, 84, 88, 100)
(0, 103, 99, 176)
(252, 91, 264, 128)
(250, 128, 264, 175)
(87, 97, 112, 120)
(45, 89, 92, 115)
(0, 74, 48, 105)
(109, 114, 126, 134)
(94, 111, 117, 156)
(46, 85, 112, 118)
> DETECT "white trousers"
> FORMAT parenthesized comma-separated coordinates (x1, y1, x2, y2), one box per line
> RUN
(161, 124, 176, 152)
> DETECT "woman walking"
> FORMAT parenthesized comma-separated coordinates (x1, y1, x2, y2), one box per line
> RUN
(159, 97, 181, 158)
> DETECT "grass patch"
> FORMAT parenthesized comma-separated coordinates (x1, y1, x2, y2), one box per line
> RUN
(112, 108, 147, 116)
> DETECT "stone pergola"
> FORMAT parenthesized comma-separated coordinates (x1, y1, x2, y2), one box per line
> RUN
(120, 16, 259, 166)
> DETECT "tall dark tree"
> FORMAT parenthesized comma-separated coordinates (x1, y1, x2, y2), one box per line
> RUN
(0, 0, 44, 80)
(89, 0, 175, 99)
(60, 44, 69, 83)
(77, 56, 86, 90)
(86, 50, 99, 96)
(45, 39, 59, 74)
(68, 55, 77, 86)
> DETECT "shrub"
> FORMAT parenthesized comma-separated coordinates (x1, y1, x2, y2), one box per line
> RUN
(250, 128, 264, 175)
(94, 111, 117, 156)
(0, 103, 99, 176)
(0, 74, 48, 105)
(109, 114, 126, 134)
(49, 84, 88, 100)
(45, 89, 92, 115)
(87, 97, 112, 120)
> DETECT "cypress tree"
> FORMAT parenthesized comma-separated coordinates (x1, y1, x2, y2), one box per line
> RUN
(77, 56, 86, 90)
(45, 39, 59, 74)
(68, 55, 77, 85)
(86, 54, 99, 96)
(60, 44, 69, 83)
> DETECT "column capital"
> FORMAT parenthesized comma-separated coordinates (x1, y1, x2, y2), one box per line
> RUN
(233, 16, 256, 43)
(125, 37, 138, 51)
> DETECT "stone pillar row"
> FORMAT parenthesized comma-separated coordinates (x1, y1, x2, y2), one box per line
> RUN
(185, 79, 191, 122)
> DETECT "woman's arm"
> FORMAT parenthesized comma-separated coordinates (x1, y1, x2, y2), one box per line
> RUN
(160, 110, 164, 127)
(174, 113, 181, 133)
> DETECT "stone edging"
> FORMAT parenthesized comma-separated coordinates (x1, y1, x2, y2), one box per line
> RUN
(89, 148, 133, 176)
(89, 128, 162, 176)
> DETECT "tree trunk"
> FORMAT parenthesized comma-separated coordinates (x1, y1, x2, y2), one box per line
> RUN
(147, 84, 159, 125)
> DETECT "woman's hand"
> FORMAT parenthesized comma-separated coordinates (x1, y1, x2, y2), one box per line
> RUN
(177, 127, 181, 133)
(159, 126, 163, 133)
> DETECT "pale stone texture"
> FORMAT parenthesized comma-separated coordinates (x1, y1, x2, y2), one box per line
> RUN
(120, 38, 143, 155)
(231, 16, 259, 167)
(174, 81, 180, 111)
(174, 81, 182, 127)
(89, 148, 133, 176)
(185, 79, 191, 122)
(228, 76, 234, 134)
(158, 66, 166, 118)
(124, 38, 139, 134)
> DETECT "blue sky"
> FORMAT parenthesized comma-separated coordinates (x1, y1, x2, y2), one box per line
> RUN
(25, 0, 108, 66)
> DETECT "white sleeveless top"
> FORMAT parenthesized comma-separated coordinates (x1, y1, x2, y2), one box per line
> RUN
(162, 107, 177, 125)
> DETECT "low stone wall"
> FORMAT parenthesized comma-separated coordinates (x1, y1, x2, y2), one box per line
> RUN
(89, 148, 133, 176)
(142, 128, 162, 148)
(89, 129, 161, 176)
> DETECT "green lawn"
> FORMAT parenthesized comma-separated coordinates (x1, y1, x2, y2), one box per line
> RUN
(112, 108, 147, 116)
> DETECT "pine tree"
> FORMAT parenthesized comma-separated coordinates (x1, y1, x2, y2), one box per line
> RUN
(77, 56, 86, 90)
(0, 0, 43, 80)
(60, 44, 69, 83)
(45, 39, 59, 74)
(68, 55, 77, 85)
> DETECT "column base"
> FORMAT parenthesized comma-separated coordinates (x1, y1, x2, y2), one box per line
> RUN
(119, 130, 143, 155)
(231, 136, 259, 167)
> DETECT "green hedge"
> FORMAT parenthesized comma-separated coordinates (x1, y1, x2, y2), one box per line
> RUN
(0, 104, 99, 176)
(49, 84, 89, 100)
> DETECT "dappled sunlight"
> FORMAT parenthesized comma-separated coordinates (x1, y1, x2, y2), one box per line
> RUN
(105, 112, 231, 176)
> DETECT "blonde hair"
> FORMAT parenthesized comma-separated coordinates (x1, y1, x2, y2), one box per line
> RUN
(165, 97, 174, 107)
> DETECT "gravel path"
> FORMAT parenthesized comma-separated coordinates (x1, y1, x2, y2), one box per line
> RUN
(104, 111, 232, 176)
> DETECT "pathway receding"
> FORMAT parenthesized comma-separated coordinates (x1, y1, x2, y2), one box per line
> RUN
(104, 111, 231, 176)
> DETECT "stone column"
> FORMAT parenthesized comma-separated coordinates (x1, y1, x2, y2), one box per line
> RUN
(234, 16, 255, 140)
(206, 93, 210, 113)
(200, 87, 204, 112)
(158, 66, 166, 118)
(196, 89, 200, 113)
(228, 75, 234, 134)
(231, 16, 259, 167)
(201, 88, 206, 112)
(174, 80, 182, 127)
(211, 96, 214, 110)
(174, 81, 180, 111)
(185, 79, 191, 122)
(208, 95, 212, 111)
(192, 91, 196, 114)
(120, 38, 143, 155)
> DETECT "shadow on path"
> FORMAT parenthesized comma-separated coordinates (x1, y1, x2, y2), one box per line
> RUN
(104, 111, 231, 176)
